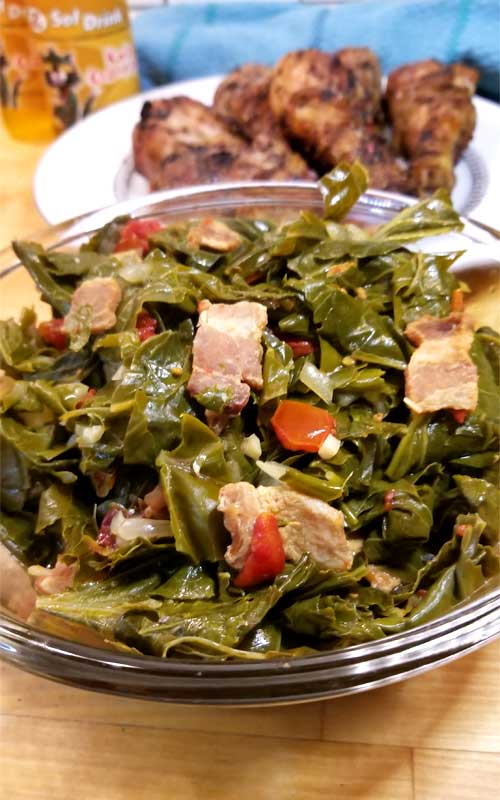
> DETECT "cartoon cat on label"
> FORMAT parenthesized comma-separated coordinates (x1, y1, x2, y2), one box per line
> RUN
(42, 48, 95, 129)
(0, 47, 22, 108)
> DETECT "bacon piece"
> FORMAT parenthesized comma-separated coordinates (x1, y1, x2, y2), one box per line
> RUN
(29, 557, 78, 596)
(187, 218, 241, 252)
(0, 542, 36, 620)
(66, 277, 122, 334)
(404, 312, 478, 414)
(218, 481, 351, 572)
(187, 300, 267, 416)
(143, 484, 168, 519)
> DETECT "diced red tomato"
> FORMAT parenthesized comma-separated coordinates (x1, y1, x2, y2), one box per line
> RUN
(75, 388, 96, 409)
(384, 489, 396, 512)
(233, 512, 285, 588)
(38, 318, 68, 350)
(136, 310, 157, 342)
(114, 218, 162, 255)
(96, 507, 119, 548)
(271, 400, 336, 452)
(451, 409, 468, 424)
(279, 335, 315, 358)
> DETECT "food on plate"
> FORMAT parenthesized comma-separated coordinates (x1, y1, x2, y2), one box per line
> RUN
(133, 95, 313, 191)
(1, 164, 498, 661)
(386, 59, 479, 192)
(214, 63, 284, 140)
(270, 47, 410, 192)
(133, 49, 478, 196)
(213, 63, 316, 180)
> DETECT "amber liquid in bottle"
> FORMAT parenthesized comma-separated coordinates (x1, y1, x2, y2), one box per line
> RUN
(0, 0, 53, 141)
(28, 0, 140, 135)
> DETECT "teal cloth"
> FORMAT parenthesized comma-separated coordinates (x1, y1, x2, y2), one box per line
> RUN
(133, 1, 500, 101)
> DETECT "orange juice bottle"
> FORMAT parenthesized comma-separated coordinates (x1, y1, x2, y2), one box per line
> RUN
(0, 0, 53, 141)
(27, 0, 140, 135)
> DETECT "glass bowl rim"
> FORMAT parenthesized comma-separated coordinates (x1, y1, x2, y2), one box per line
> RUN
(2, 181, 500, 275)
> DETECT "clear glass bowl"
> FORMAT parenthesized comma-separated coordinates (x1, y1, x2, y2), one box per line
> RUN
(1, 182, 499, 706)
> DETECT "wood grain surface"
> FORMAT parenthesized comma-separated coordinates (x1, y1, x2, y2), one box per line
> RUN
(0, 120, 499, 800)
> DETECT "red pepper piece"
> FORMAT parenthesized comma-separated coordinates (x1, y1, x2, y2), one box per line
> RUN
(280, 335, 315, 358)
(96, 507, 119, 548)
(384, 489, 396, 512)
(75, 388, 96, 409)
(271, 399, 336, 452)
(233, 512, 285, 588)
(38, 318, 68, 350)
(136, 310, 157, 342)
(114, 219, 162, 255)
(451, 288, 465, 312)
(451, 409, 468, 424)
(246, 271, 265, 285)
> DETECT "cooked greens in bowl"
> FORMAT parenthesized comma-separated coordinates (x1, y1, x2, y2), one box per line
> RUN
(1, 164, 499, 666)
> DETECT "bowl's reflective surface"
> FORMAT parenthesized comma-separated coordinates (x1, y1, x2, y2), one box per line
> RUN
(1, 183, 499, 705)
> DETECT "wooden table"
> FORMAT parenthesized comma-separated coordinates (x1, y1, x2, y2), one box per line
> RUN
(1, 121, 499, 800)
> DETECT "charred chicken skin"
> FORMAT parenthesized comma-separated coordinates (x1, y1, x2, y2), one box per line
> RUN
(133, 51, 477, 197)
(133, 95, 312, 190)
(269, 48, 410, 192)
(213, 63, 315, 179)
(386, 59, 479, 192)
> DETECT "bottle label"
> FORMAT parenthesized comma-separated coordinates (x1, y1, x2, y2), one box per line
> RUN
(25, 1, 139, 132)
(26, 1, 130, 40)
(34, 32, 139, 130)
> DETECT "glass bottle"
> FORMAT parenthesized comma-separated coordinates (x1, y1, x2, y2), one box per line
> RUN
(0, 0, 53, 141)
(27, 0, 140, 135)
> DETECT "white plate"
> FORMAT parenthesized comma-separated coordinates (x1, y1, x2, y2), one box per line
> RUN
(34, 75, 500, 228)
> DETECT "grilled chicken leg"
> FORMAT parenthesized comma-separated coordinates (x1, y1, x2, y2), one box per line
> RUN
(133, 96, 314, 190)
(385, 59, 479, 192)
(213, 63, 315, 179)
(269, 48, 410, 192)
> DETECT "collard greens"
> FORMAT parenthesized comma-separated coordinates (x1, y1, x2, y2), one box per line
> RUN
(1, 164, 498, 660)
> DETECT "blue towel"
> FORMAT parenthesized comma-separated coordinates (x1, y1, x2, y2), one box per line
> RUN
(133, 1, 499, 101)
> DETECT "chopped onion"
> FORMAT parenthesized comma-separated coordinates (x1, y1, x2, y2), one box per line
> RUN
(70, 384, 90, 404)
(256, 460, 287, 481)
(241, 434, 262, 460)
(404, 397, 422, 414)
(111, 364, 127, 382)
(299, 361, 334, 404)
(318, 433, 342, 460)
(116, 254, 152, 284)
(110, 511, 172, 543)
(75, 423, 104, 446)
